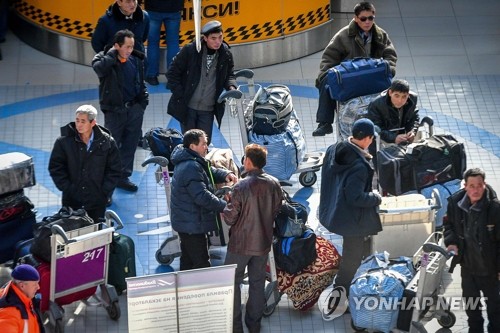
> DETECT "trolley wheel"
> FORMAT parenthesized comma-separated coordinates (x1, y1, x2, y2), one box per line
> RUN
(299, 171, 317, 187)
(350, 318, 366, 332)
(263, 282, 281, 317)
(106, 301, 121, 321)
(156, 249, 174, 265)
(54, 318, 65, 333)
(437, 311, 456, 328)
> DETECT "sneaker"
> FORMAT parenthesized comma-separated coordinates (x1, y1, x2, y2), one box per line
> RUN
(312, 123, 333, 136)
(116, 179, 138, 192)
(145, 76, 159, 86)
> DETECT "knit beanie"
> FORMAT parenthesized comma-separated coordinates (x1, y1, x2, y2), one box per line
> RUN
(11, 264, 40, 281)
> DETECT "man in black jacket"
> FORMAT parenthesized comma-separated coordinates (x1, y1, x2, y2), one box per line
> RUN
(48, 105, 122, 223)
(92, 29, 149, 192)
(319, 118, 382, 300)
(167, 20, 237, 144)
(444, 168, 500, 332)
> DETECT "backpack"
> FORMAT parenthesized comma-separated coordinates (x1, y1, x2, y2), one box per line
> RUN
(30, 207, 94, 262)
(143, 127, 184, 171)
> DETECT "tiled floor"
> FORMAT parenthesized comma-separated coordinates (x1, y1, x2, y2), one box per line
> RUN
(1, 0, 500, 332)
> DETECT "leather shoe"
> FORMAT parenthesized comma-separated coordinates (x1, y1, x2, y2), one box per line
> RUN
(145, 76, 159, 86)
(312, 123, 333, 136)
(117, 179, 138, 192)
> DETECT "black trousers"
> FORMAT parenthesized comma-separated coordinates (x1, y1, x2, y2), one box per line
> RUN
(315, 75, 337, 124)
(461, 270, 500, 332)
(177, 232, 210, 271)
(181, 107, 215, 145)
(335, 235, 372, 297)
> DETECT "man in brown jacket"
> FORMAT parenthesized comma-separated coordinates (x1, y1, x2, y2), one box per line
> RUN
(223, 144, 282, 333)
(313, 1, 397, 137)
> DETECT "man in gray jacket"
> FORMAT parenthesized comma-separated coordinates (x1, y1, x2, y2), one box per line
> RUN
(313, 2, 397, 137)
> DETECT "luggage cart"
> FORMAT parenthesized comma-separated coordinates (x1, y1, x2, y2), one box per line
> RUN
(44, 210, 122, 333)
(218, 69, 324, 187)
(404, 233, 456, 332)
(373, 189, 442, 258)
(140, 155, 181, 265)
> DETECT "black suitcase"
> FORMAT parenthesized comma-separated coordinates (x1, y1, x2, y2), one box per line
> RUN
(0, 209, 37, 264)
(396, 271, 419, 331)
(108, 233, 136, 294)
(377, 134, 467, 195)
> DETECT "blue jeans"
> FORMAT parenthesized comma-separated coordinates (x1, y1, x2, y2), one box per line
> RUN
(146, 10, 181, 77)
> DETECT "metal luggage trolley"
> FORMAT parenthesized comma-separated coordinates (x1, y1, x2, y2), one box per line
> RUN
(404, 233, 456, 332)
(44, 210, 122, 332)
(218, 69, 324, 187)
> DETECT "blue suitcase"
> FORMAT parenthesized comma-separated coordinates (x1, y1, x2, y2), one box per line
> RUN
(327, 57, 392, 102)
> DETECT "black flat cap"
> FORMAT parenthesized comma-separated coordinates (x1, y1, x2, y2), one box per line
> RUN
(201, 20, 222, 35)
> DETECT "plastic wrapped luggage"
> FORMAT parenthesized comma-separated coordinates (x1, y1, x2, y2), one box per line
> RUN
(249, 116, 306, 181)
(0, 152, 36, 195)
(0, 190, 34, 223)
(252, 84, 293, 135)
(0, 209, 36, 264)
(377, 134, 467, 195)
(327, 57, 392, 102)
(336, 93, 379, 141)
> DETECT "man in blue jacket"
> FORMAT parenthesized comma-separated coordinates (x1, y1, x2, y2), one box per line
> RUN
(170, 129, 238, 270)
(319, 118, 382, 299)
(167, 20, 237, 144)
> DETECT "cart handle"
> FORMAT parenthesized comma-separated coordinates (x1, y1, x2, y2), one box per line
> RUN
(234, 69, 254, 79)
(105, 210, 124, 230)
(50, 224, 75, 244)
(142, 155, 169, 168)
(217, 89, 243, 103)
(422, 242, 454, 259)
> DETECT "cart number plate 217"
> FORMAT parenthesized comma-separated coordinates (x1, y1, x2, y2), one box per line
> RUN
(82, 247, 104, 263)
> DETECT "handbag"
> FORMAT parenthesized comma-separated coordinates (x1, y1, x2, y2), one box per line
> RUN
(274, 190, 308, 238)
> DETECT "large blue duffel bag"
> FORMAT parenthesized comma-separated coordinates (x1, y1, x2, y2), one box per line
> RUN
(327, 57, 392, 102)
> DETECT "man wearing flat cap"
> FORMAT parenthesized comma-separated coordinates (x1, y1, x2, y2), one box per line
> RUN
(0, 264, 44, 332)
(318, 118, 382, 305)
(167, 20, 237, 144)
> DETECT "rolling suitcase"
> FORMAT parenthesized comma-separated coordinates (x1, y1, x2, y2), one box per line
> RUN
(327, 57, 392, 102)
(37, 260, 97, 312)
(0, 152, 36, 195)
(107, 233, 136, 294)
(0, 209, 37, 264)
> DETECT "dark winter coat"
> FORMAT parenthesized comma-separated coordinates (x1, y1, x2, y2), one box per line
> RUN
(92, 46, 149, 113)
(366, 90, 419, 143)
(444, 185, 500, 275)
(91, 3, 150, 53)
(48, 123, 122, 211)
(223, 169, 282, 256)
(316, 20, 397, 87)
(170, 145, 230, 234)
(144, 0, 184, 12)
(166, 39, 236, 127)
(319, 140, 382, 237)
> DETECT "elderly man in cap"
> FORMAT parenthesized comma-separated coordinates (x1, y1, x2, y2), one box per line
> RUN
(318, 118, 382, 303)
(0, 264, 44, 333)
(167, 20, 237, 144)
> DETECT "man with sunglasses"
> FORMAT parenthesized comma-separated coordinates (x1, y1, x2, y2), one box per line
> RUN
(313, 1, 397, 137)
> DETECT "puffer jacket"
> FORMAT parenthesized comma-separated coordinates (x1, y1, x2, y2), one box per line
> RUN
(166, 39, 236, 127)
(91, 2, 150, 53)
(0, 281, 45, 333)
(48, 123, 122, 211)
(170, 145, 231, 234)
(319, 139, 382, 237)
(317, 19, 397, 86)
(92, 45, 149, 113)
(366, 90, 419, 143)
(223, 169, 282, 256)
(444, 185, 500, 274)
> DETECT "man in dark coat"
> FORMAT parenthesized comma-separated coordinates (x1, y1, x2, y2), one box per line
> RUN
(170, 129, 238, 270)
(92, 29, 149, 192)
(91, 0, 150, 53)
(48, 105, 121, 223)
(313, 1, 397, 137)
(319, 118, 382, 299)
(444, 168, 500, 332)
(167, 20, 237, 144)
